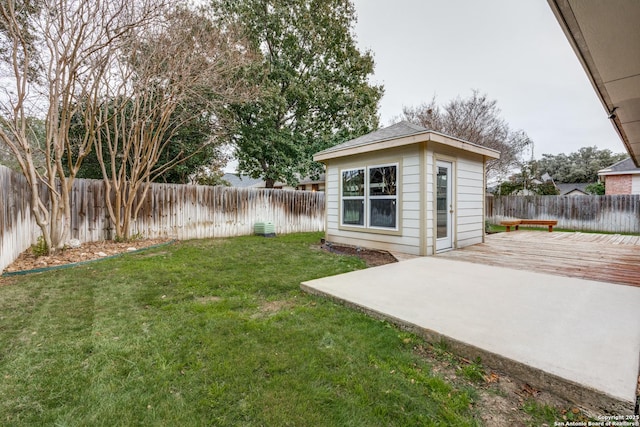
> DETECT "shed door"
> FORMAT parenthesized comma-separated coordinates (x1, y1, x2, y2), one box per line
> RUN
(436, 160, 453, 252)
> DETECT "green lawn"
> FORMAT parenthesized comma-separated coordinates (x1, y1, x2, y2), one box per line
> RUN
(0, 232, 563, 426)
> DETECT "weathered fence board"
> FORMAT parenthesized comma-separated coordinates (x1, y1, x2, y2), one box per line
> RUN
(0, 166, 40, 272)
(487, 195, 640, 233)
(1, 164, 325, 272)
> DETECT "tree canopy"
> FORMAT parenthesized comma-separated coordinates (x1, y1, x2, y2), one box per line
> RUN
(0, 0, 165, 252)
(535, 146, 627, 183)
(67, 96, 230, 185)
(0, 0, 253, 247)
(211, 0, 383, 187)
(401, 91, 532, 181)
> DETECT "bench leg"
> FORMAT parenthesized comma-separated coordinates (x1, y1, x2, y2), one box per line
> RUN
(548, 225, 553, 232)
(515, 225, 519, 231)
(505, 225, 511, 232)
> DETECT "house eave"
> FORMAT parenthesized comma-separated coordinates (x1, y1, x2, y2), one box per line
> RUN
(598, 170, 640, 177)
(547, 0, 640, 167)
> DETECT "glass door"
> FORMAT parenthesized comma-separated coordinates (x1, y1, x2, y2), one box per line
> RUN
(436, 160, 453, 252)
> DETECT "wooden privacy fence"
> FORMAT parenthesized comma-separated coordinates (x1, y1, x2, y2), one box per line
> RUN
(1, 165, 325, 272)
(1, 166, 42, 272)
(487, 194, 640, 233)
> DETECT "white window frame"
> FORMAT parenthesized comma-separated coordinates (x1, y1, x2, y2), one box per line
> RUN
(367, 163, 398, 230)
(340, 163, 399, 231)
(341, 168, 365, 227)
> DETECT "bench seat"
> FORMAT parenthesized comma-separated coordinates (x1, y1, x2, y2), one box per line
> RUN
(499, 219, 558, 232)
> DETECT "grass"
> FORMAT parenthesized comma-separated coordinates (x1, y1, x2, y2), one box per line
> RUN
(0, 232, 483, 426)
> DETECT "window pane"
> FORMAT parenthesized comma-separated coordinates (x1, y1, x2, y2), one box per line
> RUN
(437, 166, 448, 238)
(369, 166, 397, 196)
(343, 199, 364, 225)
(370, 199, 396, 228)
(342, 169, 364, 197)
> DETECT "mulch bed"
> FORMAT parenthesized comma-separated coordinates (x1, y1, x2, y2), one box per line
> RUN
(320, 242, 397, 267)
(3, 239, 172, 274)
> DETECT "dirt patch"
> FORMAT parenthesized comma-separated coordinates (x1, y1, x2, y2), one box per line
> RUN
(3, 239, 172, 274)
(412, 343, 596, 426)
(195, 296, 222, 304)
(251, 299, 297, 319)
(319, 242, 398, 267)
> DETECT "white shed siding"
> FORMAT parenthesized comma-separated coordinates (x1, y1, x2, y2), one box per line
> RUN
(324, 146, 423, 255)
(326, 168, 340, 232)
(456, 156, 485, 248)
(401, 153, 421, 252)
(424, 150, 434, 255)
(403, 201, 421, 212)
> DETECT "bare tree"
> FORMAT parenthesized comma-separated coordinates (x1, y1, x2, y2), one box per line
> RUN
(93, 7, 253, 240)
(401, 90, 532, 181)
(0, 0, 163, 253)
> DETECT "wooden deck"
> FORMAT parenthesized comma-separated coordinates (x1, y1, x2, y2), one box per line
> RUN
(438, 232, 640, 288)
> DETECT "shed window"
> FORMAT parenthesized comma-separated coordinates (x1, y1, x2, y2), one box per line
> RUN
(341, 164, 398, 229)
(369, 166, 397, 228)
(342, 169, 365, 226)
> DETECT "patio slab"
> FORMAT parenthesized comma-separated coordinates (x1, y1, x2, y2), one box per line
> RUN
(301, 256, 640, 413)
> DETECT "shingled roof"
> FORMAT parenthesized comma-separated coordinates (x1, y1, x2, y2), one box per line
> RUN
(598, 158, 640, 175)
(315, 121, 427, 157)
(314, 121, 500, 161)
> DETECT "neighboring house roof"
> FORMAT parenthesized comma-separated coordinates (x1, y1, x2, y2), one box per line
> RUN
(222, 173, 265, 188)
(556, 183, 590, 195)
(297, 174, 325, 185)
(314, 121, 500, 161)
(548, 1, 640, 166)
(597, 158, 640, 176)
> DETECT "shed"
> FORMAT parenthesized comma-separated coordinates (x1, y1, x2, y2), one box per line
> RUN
(314, 121, 500, 256)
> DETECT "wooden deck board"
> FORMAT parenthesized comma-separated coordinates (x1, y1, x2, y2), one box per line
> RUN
(438, 232, 640, 288)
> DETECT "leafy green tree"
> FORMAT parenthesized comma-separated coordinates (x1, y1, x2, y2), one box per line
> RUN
(585, 181, 605, 195)
(536, 147, 627, 183)
(67, 98, 228, 184)
(211, 0, 383, 187)
(494, 181, 521, 196)
(494, 160, 559, 195)
(535, 181, 560, 195)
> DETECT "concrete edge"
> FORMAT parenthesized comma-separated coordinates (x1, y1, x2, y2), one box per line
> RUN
(301, 282, 636, 415)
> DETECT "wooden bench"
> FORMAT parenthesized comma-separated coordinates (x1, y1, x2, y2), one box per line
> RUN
(499, 219, 558, 232)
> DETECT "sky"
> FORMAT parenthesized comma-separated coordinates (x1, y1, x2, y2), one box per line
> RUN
(350, 0, 624, 159)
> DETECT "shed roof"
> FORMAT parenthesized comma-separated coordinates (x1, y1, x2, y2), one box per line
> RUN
(314, 121, 500, 162)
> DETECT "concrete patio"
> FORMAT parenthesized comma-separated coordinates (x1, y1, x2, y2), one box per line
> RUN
(301, 232, 640, 414)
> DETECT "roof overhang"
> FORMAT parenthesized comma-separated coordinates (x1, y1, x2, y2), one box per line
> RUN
(313, 130, 500, 162)
(548, 0, 640, 167)
(597, 169, 640, 177)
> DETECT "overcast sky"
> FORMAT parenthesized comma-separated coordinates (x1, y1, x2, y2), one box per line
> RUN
(351, 0, 624, 159)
